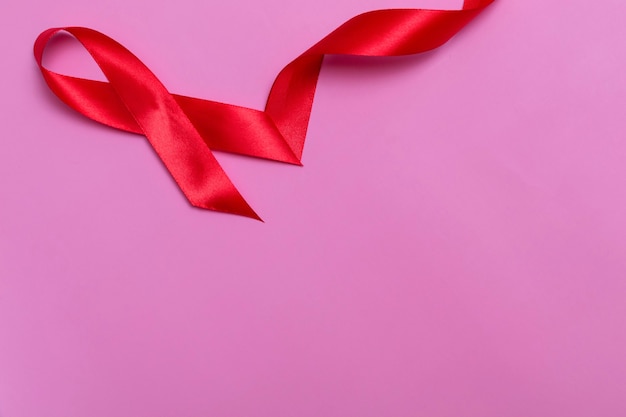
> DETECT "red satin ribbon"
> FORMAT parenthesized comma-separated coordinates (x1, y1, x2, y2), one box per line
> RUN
(34, 0, 494, 220)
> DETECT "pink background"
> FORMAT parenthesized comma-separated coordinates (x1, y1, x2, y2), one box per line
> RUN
(1, 0, 626, 416)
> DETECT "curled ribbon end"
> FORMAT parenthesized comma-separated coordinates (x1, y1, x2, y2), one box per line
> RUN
(190, 198, 263, 222)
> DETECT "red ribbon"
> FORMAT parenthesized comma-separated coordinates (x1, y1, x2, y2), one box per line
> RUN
(34, 0, 494, 220)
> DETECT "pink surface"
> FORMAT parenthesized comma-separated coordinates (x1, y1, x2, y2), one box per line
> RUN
(1, 0, 626, 416)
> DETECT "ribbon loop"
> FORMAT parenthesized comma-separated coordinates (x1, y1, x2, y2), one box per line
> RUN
(36, 27, 262, 219)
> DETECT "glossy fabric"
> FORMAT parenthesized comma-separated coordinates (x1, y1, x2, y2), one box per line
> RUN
(34, 0, 494, 219)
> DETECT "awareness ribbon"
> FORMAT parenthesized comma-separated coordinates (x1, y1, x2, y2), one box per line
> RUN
(34, 0, 495, 220)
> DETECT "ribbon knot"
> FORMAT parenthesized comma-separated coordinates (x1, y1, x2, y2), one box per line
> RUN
(34, 0, 494, 220)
